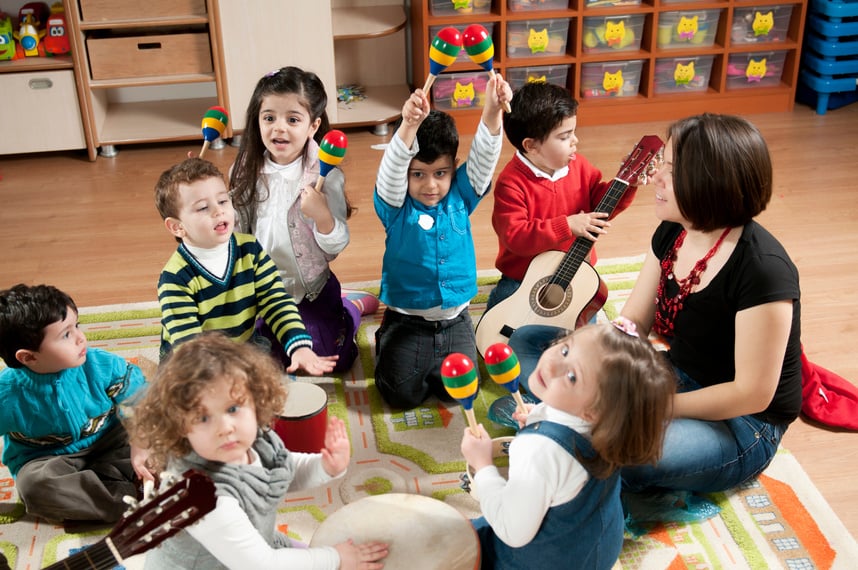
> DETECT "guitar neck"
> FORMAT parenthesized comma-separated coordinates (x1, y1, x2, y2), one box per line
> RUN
(44, 540, 117, 570)
(554, 178, 630, 286)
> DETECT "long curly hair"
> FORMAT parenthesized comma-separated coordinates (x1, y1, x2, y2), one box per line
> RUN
(127, 332, 287, 472)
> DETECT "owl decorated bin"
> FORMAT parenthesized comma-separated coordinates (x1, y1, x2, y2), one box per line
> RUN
(580, 59, 644, 99)
(657, 9, 722, 49)
(731, 5, 794, 44)
(583, 14, 645, 54)
(430, 0, 491, 16)
(654, 55, 715, 94)
(507, 64, 571, 90)
(726, 50, 787, 89)
(431, 71, 489, 110)
(506, 18, 570, 58)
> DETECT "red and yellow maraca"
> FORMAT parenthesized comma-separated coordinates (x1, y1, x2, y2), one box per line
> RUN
(463, 24, 511, 113)
(484, 343, 527, 415)
(441, 353, 481, 437)
(424, 26, 463, 92)
(199, 105, 229, 159)
(315, 129, 348, 192)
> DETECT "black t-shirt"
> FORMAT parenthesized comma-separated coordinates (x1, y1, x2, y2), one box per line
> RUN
(653, 221, 802, 424)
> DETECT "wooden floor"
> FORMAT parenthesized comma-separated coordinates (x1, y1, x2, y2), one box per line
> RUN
(1, 102, 857, 539)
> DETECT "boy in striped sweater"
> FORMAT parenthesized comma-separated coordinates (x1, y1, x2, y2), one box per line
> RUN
(155, 158, 335, 376)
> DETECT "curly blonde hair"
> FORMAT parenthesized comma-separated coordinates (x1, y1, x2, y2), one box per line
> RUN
(127, 332, 287, 471)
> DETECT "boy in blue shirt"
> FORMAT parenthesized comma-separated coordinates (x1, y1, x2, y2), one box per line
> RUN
(0, 284, 146, 522)
(373, 74, 512, 409)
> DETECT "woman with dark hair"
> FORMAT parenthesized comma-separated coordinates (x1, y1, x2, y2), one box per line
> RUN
(619, 113, 802, 493)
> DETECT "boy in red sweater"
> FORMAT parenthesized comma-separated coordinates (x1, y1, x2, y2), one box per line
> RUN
(487, 82, 638, 310)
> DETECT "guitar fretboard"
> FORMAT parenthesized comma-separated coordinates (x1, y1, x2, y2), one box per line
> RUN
(550, 178, 630, 288)
(44, 541, 117, 570)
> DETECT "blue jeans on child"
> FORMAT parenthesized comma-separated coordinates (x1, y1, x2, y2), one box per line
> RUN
(621, 369, 787, 493)
(374, 308, 477, 410)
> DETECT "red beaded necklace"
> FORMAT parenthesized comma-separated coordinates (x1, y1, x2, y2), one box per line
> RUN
(653, 227, 731, 336)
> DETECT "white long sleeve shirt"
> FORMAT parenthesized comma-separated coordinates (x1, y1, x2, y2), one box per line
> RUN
(471, 404, 592, 547)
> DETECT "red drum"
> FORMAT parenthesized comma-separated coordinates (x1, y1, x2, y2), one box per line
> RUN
(310, 493, 480, 569)
(274, 381, 328, 453)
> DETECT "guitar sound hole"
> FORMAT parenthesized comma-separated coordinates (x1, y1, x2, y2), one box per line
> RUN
(536, 283, 567, 311)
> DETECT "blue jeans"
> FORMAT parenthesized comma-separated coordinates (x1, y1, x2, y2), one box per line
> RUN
(508, 324, 569, 395)
(374, 308, 477, 410)
(485, 276, 521, 310)
(621, 369, 787, 493)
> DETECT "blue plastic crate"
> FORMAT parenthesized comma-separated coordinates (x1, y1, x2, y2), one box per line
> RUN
(809, 0, 858, 19)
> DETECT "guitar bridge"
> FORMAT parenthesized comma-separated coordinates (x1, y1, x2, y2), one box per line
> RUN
(500, 325, 516, 339)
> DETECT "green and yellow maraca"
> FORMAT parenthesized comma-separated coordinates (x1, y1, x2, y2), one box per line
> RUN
(315, 130, 348, 192)
(484, 343, 527, 416)
(441, 353, 481, 437)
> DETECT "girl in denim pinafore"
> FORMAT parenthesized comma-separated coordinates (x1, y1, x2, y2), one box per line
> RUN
(461, 321, 676, 570)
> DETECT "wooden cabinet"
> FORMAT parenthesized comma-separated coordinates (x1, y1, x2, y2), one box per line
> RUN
(216, 0, 409, 136)
(65, 0, 225, 159)
(0, 1, 86, 155)
(411, 0, 808, 131)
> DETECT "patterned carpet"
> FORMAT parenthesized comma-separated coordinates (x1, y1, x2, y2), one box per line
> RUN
(2, 256, 857, 569)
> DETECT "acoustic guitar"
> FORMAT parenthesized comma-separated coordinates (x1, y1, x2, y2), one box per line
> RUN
(44, 469, 216, 570)
(475, 135, 664, 356)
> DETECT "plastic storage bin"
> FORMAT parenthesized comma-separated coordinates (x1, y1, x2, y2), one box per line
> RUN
(584, 0, 641, 8)
(654, 55, 715, 93)
(726, 50, 787, 89)
(507, 18, 571, 58)
(432, 71, 488, 110)
(429, 23, 496, 64)
(731, 5, 794, 44)
(430, 0, 491, 16)
(580, 59, 644, 98)
(509, 0, 568, 11)
(507, 64, 571, 89)
(657, 10, 722, 49)
(583, 14, 645, 54)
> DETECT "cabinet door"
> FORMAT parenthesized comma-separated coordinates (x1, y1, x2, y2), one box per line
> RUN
(0, 70, 86, 154)
(216, 0, 337, 132)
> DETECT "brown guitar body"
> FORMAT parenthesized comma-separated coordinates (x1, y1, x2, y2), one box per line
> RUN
(475, 251, 608, 355)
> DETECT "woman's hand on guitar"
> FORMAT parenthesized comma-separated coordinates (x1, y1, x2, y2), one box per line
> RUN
(568, 210, 610, 241)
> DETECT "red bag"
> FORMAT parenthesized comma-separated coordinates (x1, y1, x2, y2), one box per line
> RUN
(800, 349, 858, 430)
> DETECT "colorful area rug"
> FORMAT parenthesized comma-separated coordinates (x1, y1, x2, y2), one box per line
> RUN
(1, 256, 856, 569)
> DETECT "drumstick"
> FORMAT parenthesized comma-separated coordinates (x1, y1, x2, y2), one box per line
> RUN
(441, 353, 481, 437)
(424, 27, 463, 92)
(462, 24, 512, 113)
(199, 105, 229, 159)
(484, 343, 527, 415)
(315, 130, 348, 192)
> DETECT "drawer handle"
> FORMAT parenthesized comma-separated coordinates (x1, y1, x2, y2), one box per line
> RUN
(137, 42, 162, 51)
(28, 78, 54, 90)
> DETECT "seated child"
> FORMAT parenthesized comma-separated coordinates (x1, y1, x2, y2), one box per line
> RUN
(0, 284, 146, 523)
(461, 319, 675, 569)
(487, 81, 639, 311)
(373, 74, 512, 410)
(128, 332, 389, 569)
(154, 157, 335, 376)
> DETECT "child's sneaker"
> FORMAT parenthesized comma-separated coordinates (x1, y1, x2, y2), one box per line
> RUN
(342, 289, 380, 316)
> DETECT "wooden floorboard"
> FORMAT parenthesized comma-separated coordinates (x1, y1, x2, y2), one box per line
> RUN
(1, 102, 857, 538)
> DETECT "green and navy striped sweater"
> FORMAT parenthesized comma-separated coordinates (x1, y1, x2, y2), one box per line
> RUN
(158, 233, 311, 359)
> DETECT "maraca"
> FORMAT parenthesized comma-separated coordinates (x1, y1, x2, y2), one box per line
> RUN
(441, 353, 481, 437)
(463, 24, 511, 113)
(484, 343, 527, 415)
(315, 129, 348, 192)
(424, 27, 463, 92)
(199, 105, 229, 159)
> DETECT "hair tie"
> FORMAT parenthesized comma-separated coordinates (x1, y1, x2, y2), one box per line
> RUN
(264, 68, 281, 78)
(611, 316, 639, 338)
